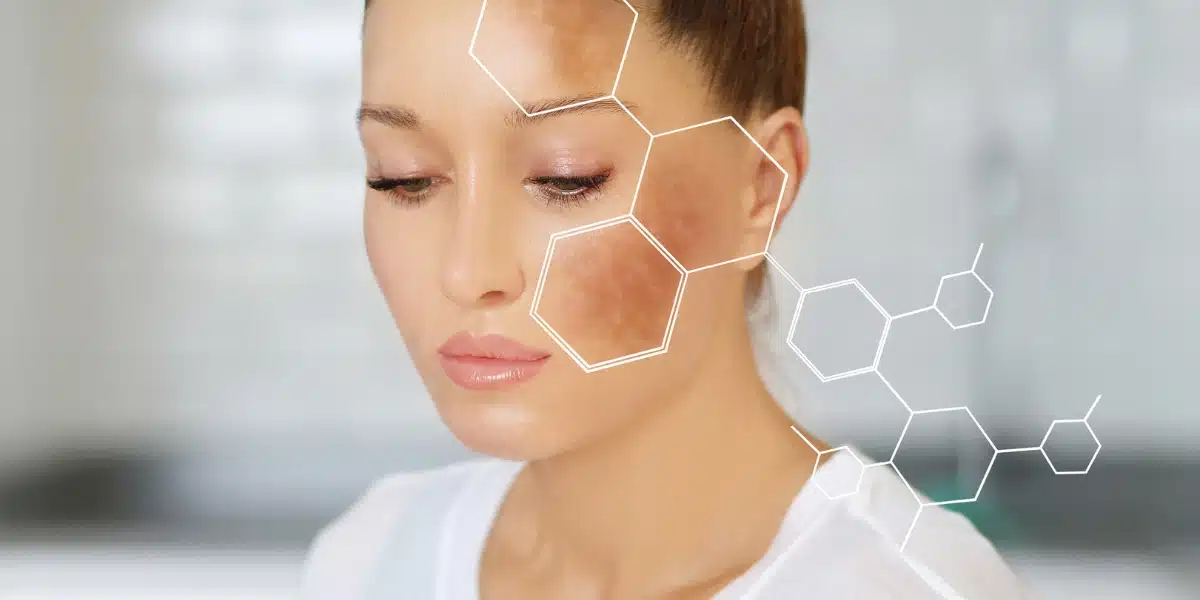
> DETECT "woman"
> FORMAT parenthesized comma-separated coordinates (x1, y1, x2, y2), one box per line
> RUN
(303, 0, 1030, 598)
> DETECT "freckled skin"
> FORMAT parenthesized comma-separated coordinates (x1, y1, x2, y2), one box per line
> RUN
(634, 121, 757, 271)
(360, 1, 814, 598)
(471, 1, 760, 366)
(544, 1, 634, 84)
(474, 0, 635, 107)
(538, 220, 682, 364)
(535, 124, 757, 365)
(361, 0, 784, 465)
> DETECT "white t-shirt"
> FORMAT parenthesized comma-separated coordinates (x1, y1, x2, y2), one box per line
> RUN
(301, 450, 1032, 599)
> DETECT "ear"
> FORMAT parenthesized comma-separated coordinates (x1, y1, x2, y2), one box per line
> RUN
(735, 107, 810, 270)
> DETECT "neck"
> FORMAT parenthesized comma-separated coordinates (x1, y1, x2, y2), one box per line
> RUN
(512, 314, 820, 596)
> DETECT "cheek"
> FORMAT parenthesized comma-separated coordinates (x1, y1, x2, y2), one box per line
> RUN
(633, 139, 746, 272)
(364, 201, 438, 343)
(533, 142, 746, 365)
(537, 220, 683, 365)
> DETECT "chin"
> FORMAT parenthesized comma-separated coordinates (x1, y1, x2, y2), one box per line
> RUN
(434, 394, 568, 462)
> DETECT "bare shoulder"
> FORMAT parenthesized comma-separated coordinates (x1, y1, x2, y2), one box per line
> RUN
(298, 459, 496, 600)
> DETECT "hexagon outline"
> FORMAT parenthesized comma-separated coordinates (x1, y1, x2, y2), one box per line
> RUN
(896, 406, 999, 508)
(530, 216, 629, 306)
(627, 207, 687, 274)
(1038, 419, 1102, 475)
(785, 279, 892, 382)
(882, 401, 916, 464)
(859, 461, 926, 552)
(460, 2, 1109, 566)
(789, 426, 867, 501)
(933, 270, 994, 330)
(468, 0, 641, 118)
(875, 371, 915, 420)
(762, 253, 805, 295)
(530, 215, 687, 373)
(629, 116, 791, 275)
(815, 447, 868, 500)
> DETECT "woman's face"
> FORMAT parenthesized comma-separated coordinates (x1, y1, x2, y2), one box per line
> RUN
(362, 0, 780, 460)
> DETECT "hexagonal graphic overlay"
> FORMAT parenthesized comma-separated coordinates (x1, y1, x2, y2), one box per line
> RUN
(751, 254, 805, 351)
(933, 271, 994, 329)
(787, 281, 891, 382)
(531, 216, 686, 372)
(800, 372, 913, 459)
(858, 463, 924, 550)
(814, 449, 867, 500)
(1040, 420, 1101, 475)
(875, 307, 978, 412)
(892, 407, 998, 507)
(630, 117, 789, 273)
(469, 0, 638, 116)
(791, 427, 866, 500)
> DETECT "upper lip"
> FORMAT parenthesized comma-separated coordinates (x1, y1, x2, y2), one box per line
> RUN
(438, 331, 551, 362)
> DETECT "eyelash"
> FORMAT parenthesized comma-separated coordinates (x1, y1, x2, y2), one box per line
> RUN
(528, 173, 610, 206)
(366, 172, 611, 208)
(367, 177, 438, 206)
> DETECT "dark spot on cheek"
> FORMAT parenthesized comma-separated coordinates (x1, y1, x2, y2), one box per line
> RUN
(634, 185, 709, 271)
(633, 150, 738, 272)
(537, 221, 683, 364)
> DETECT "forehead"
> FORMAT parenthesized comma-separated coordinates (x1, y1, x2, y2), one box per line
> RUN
(367, 2, 629, 94)
(362, 0, 714, 132)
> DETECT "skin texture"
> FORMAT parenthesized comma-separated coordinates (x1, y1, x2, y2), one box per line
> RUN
(538, 220, 682, 364)
(473, 0, 635, 110)
(361, 0, 820, 598)
(633, 119, 769, 272)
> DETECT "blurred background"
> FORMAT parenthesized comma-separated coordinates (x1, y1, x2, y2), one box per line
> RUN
(1, 0, 1197, 598)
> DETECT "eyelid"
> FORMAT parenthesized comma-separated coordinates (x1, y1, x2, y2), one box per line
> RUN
(366, 175, 439, 189)
(530, 173, 608, 189)
(525, 170, 612, 207)
(542, 152, 608, 175)
(366, 174, 441, 207)
(532, 163, 613, 179)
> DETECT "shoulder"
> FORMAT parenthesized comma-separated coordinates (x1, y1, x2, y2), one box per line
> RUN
(759, 455, 1033, 599)
(299, 458, 508, 600)
(839, 463, 1033, 599)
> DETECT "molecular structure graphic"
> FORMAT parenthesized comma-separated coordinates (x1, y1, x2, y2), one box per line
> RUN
(776, 243, 1103, 550)
(468, 0, 1103, 555)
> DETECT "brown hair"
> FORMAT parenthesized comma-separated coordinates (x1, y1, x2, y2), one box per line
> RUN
(648, 1, 807, 120)
(364, 0, 807, 119)
(364, 0, 808, 302)
(643, 0, 807, 303)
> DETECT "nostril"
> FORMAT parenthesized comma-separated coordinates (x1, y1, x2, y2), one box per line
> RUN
(478, 289, 510, 305)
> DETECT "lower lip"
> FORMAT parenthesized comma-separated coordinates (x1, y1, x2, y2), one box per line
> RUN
(439, 354, 549, 391)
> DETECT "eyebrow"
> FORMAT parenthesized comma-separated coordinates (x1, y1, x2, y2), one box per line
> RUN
(357, 94, 638, 131)
(357, 104, 420, 129)
(505, 94, 636, 128)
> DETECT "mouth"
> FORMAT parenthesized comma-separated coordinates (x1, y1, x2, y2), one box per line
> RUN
(437, 331, 552, 391)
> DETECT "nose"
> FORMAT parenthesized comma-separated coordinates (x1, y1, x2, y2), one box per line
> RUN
(441, 173, 526, 309)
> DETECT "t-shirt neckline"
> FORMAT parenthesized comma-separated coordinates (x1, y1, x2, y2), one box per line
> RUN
(442, 451, 860, 600)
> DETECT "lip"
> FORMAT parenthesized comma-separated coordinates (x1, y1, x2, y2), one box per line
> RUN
(437, 332, 551, 391)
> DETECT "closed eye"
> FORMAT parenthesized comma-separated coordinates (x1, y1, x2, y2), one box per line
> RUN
(527, 172, 611, 207)
(366, 172, 612, 208)
(367, 176, 437, 206)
